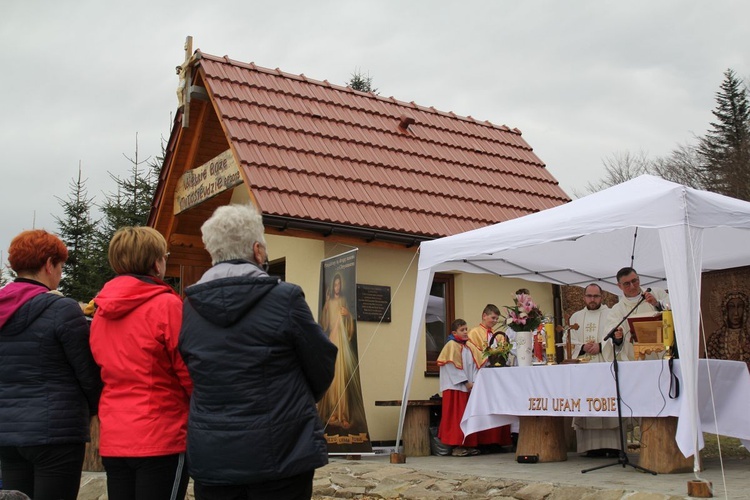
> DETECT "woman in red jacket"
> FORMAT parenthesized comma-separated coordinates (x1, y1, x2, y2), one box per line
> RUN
(90, 226, 192, 500)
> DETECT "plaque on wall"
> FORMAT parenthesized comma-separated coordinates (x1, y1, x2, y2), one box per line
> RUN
(356, 284, 391, 322)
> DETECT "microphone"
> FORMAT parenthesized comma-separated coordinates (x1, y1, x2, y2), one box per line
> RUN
(604, 288, 654, 342)
(642, 287, 664, 311)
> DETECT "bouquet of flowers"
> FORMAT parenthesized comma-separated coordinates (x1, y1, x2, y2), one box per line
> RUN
(504, 292, 544, 332)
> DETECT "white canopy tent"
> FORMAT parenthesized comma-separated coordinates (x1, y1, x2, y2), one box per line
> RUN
(399, 175, 750, 472)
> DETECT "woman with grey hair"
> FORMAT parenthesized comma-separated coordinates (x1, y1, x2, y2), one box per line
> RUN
(199, 203, 268, 274)
(179, 204, 338, 500)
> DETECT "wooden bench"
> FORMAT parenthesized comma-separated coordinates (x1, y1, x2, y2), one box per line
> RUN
(374, 399, 441, 456)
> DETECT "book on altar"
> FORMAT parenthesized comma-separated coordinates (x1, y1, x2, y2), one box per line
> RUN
(627, 312, 663, 343)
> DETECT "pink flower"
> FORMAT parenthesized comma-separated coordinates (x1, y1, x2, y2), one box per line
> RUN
(516, 293, 536, 313)
(505, 293, 544, 332)
(507, 310, 527, 326)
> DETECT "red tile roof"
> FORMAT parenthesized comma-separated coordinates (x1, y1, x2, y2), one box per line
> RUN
(167, 51, 570, 241)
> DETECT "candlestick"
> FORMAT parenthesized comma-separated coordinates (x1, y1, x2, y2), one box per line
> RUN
(544, 323, 554, 355)
(544, 323, 556, 364)
(662, 310, 674, 359)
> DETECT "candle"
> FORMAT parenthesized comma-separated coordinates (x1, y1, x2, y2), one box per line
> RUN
(545, 323, 556, 356)
(662, 310, 674, 349)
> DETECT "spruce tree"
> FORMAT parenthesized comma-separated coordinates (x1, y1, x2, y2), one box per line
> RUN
(93, 133, 161, 284)
(54, 164, 100, 301)
(697, 69, 750, 200)
(348, 69, 378, 94)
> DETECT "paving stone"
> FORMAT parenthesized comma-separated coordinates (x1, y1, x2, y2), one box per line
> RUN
(336, 486, 368, 497)
(627, 494, 679, 500)
(314, 476, 333, 487)
(461, 478, 512, 494)
(514, 482, 555, 499)
(358, 465, 416, 481)
(315, 483, 341, 497)
(548, 485, 600, 500)
(365, 485, 407, 498)
(627, 492, 690, 500)
(398, 485, 461, 499)
(493, 482, 527, 497)
(79, 458, 722, 500)
(77, 476, 107, 500)
(328, 473, 377, 491)
(426, 477, 464, 493)
(482, 492, 520, 500)
(580, 489, 626, 500)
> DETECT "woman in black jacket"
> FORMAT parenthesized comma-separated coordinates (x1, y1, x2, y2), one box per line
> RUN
(179, 204, 338, 500)
(0, 230, 102, 500)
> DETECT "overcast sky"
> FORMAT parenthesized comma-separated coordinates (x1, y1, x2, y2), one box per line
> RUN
(1, 0, 748, 271)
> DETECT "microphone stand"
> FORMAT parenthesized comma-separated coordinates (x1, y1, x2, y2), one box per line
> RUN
(582, 292, 657, 475)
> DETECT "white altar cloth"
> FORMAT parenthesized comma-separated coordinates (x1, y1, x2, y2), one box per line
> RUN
(461, 359, 750, 456)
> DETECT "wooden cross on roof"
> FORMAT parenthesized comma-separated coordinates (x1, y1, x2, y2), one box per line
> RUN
(177, 36, 193, 128)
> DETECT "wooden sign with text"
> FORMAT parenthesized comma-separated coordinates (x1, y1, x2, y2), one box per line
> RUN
(174, 149, 243, 214)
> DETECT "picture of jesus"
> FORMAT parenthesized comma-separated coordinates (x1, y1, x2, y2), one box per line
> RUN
(318, 273, 359, 428)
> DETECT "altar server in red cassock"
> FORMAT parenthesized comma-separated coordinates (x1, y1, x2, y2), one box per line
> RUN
(438, 319, 479, 456)
(438, 318, 511, 456)
(466, 304, 500, 368)
(466, 305, 514, 449)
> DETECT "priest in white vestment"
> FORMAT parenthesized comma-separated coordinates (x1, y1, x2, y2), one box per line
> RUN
(563, 284, 610, 362)
(565, 284, 622, 455)
(604, 267, 670, 361)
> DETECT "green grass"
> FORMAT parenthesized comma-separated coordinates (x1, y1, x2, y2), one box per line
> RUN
(702, 434, 749, 459)
(627, 429, 747, 460)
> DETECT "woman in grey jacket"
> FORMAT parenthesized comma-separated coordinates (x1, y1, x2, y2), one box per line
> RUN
(0, 230, 102, 500)
(179, 204, 337, 500)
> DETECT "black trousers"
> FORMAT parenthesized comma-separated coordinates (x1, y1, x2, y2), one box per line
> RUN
(193, 470, 315, 500)
(102, 453, 189, 500)
(0, 442, 86, 500)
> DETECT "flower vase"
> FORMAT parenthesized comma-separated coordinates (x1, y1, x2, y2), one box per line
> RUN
(515, 330, 534, 366)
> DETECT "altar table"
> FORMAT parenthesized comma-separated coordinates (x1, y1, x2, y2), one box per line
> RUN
(461, 359, 750, 466)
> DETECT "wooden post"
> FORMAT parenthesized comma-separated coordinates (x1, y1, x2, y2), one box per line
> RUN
(638, 417, 698, 474)
(515, 416, 567, 462)
(375, 400, 440, 458)
(83, 416, 104, 472)
(687, 480, 713, 497)
(402, 406, 431, 456)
